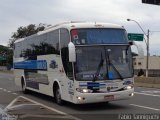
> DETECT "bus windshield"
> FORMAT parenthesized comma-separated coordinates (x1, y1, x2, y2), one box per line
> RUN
(74, 46, 133, 81)
(71, 28, 128, 45)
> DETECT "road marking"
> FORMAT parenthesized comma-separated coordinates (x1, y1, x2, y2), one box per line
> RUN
(130, 104, 160, 111)
(0, 105, 17, 120)
(134, 92, 160, 97)
(141, 90, 160, 94)
(12, 93, 18, 95)
(19, 96, 66, 114)
(6, 96, 82, 120)
(0, 87, 18, 95)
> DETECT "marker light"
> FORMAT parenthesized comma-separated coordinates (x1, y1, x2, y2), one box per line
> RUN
(77, 96, 83, 101)
(77, 96, 85, 101)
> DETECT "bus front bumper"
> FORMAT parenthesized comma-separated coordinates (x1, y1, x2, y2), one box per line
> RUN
(74, 88, 134, 104)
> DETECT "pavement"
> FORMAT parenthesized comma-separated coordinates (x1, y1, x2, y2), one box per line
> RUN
(0, 72, 80, 120)
(0, 95, 79, 120)
(0, 72, 160, 120)
(5, 96, 77, 120)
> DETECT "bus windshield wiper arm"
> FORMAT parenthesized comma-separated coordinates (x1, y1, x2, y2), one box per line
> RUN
(109, 61, 123, 80)
(105, 49, 123, 80)
(92, 53, 104, 82)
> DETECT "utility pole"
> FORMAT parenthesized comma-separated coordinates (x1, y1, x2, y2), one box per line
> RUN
(146, 29, 150, 77)
(127, 19, 150, 77)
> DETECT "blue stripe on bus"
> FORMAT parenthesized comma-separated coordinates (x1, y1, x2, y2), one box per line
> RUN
(79, 83, 106, 87)
(14, 60, 47, 70)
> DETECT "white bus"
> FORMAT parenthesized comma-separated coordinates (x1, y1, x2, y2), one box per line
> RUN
(13, 22, 134, 104)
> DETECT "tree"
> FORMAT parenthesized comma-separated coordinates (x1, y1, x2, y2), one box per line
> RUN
(9, 23, 48, 48)
(0, 45, 13, 67)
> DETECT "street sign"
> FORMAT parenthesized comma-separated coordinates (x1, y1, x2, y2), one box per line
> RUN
(128, 33, 144, 41)
(142, 0, 160, 5)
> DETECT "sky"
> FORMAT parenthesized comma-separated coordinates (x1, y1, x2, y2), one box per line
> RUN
(0, 0, 160, 55)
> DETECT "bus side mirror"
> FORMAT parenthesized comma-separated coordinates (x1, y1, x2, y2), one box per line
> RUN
(129, 41, 144, 58)
(129, 41, 134, 46)
(68, 42, 76, 62)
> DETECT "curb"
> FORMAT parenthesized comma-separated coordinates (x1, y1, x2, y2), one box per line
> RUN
(0, 70, 13, 74)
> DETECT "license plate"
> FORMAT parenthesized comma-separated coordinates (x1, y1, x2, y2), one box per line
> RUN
(104, 95, 114, 101)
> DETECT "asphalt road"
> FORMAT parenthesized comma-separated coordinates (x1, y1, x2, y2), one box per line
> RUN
(0, 72, 160, 120)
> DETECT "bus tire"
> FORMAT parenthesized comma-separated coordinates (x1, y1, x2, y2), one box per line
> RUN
(54, 85, 63, 105)
(21, 77, 28, 94)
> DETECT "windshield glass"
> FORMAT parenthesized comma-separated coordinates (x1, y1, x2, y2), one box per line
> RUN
(71, 28, 128, 45)
(75, 46, 133, 81)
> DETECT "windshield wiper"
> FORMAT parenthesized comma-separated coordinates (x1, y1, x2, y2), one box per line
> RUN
(106, 49, 123, 80)
(109, 61, 123, 80)
(92, 53, 104, 82)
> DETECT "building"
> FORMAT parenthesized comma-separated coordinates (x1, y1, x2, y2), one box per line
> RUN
(133, 56, 160, 77)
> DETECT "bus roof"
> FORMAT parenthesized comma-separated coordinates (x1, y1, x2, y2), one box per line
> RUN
(47, 21, 123, 29)
(14, 22, 124, 43)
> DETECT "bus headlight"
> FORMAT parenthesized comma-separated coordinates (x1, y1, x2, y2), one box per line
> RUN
(124, 85, 133, 90)
(76, 88, 93, 93)
(126, 86, 132, 89)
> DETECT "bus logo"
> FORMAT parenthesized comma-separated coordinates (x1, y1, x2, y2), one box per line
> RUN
(50, 60, 58, 69)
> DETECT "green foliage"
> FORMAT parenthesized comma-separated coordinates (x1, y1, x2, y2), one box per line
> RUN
(4, 23, 47, 67)
(21, 42, 59, 58)
(0, 45, 13, 66)
(0, 45, 8, 52)
(9, 24, 46, 48)
(11, 24, 45, 39)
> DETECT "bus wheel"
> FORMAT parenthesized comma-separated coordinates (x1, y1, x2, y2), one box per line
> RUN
(55, 86, 63, 105)
(21, 78, 28, 94)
